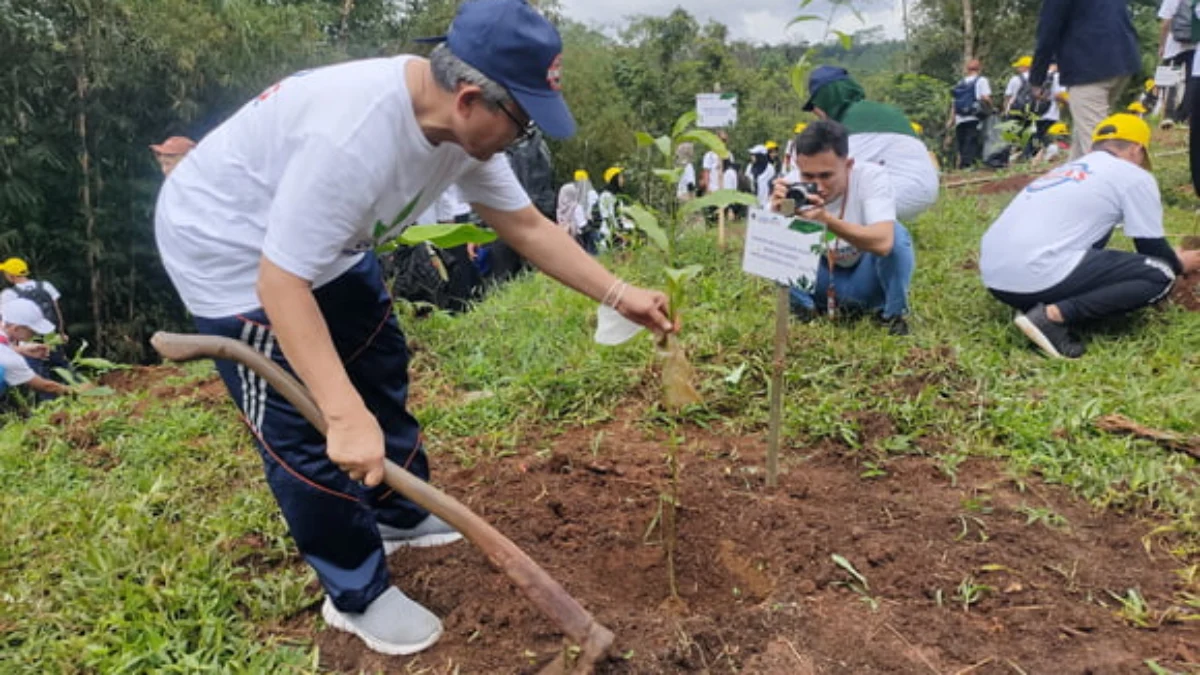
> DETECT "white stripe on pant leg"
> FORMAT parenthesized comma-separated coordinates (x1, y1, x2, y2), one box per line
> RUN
(245, 324, 268, 433)
(1144, 257, 1177, 305)
(255, 330, 276, 433)
(237, 322, 256, 424)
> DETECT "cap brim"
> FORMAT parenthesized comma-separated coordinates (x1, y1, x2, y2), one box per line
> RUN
(30, 318, 55, 335)
(802, 98, 815, 112)
(510, 86, 576, 139)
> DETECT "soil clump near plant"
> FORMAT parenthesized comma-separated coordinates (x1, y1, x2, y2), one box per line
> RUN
(301, 410, 1198, 674)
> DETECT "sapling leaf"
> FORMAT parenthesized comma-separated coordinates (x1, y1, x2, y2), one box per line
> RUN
(664, 264, 703, 286)
(74, 357, 127, 372)
(373, 191, 425, 242)
(653, 168, 681, 185)
(790, 52, 813, 99)
(79, 386, 115, 397)
(832, 553, 869, 590)
(833, 30, 852, 51)
(654, 135, 672, 160)
(676, 129, 729, 158)
(635, 131, 656, 148)
(622, 204, 669, 253)
(395, 223, 498, 249)
(680, 189, 759, 217)
(671, 111, 698, 139)
(787, 14, 820, 27)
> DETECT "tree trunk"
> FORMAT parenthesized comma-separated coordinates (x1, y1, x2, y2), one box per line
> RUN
(901, 0, 911, 71)
(338, 0, 355, 44)
(75, 43, 103, 352)
(962, 0, 974, 63)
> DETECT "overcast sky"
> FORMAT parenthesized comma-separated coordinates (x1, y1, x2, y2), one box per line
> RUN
(558, 0, 906, 45)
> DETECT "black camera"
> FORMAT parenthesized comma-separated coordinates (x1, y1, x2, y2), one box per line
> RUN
(785, 181, 820, 206)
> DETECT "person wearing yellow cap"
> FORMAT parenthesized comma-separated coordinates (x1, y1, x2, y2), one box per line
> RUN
(1127, 101, 1148, 117)
(783, 124, 807, 172)
(598, 167, 633, 247)
(0, 257, 65, 337)
(1156, 0, 1196, 127)
(1033, 121, 1071, 164)
(1003, 56, 1035, 116)
(981, 114, 1200, 359)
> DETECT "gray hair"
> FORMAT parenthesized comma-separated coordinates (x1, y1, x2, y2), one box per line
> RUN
(430, 44, 512, 108)
(1092, 138, 1138, 154)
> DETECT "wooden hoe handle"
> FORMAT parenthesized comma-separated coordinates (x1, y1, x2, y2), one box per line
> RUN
(151, 332, 614, 673)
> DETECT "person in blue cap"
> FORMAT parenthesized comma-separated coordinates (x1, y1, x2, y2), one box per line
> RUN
(802, 65, 939, 222)
(154, 0, 675, 656)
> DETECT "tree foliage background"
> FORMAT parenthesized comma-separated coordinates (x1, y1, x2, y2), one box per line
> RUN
(0, 0, 1163, 361)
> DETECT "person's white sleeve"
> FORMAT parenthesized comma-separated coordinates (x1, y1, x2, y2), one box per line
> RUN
(42, 282, 62, 301)
(458, 154, 532, 212)
(1004, 76, 1020, 98)
(977, 77, 992, 98)
(1159, 0, 1180, 21)
(263, 136, 388, 282)
(703, 152, 719, 172)
(859, 166, 898, 224)
(0, 289, 14, 313)
(572, 204, 588, 235)
(0, 346, 35, 387)
(1120, 171, 1166, 239)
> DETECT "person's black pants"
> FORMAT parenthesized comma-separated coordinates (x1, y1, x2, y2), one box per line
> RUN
(989, 249, 1176, 325)
(956, 121, 983, 169)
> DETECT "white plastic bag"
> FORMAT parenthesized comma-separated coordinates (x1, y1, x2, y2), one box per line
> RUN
(594, 304, 645, 345)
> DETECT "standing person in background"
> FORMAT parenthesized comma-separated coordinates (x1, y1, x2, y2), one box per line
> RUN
(784, 123, 807, 173)
(721, 157, 744, 219)
(1030, 0, 1140, 160)
(766, 141, 781, 175)
(598, 166, 632, 247)
(1033, 64, 1069, 156)
(1003, 56, 1035, 117)
(0, 257, 66, 338)
(434, 184, 472, 223)
(1159, 0, 1196, 127)
(573, 170, 600, 254)
(747, 145, 776, 209)
(150, 136, 196, 176)
(556, 183, 587, 240)
(700, 130, 728, 196)
(947, 60, 994, 169)
(675, 142, 697, 201)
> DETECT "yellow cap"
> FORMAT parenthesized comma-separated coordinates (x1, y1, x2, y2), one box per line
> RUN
(573, 169, 590, 182)
(793, 122, 807, 134)
(1126, 101, 1147, 115)
(0, 257, 28, 276)
(1093, 113, 1152, 167)
(603, 166, 623, 184)
(910, 121, 924, 135)
(1047, 122, 1069, 136)
(1012, 56, 1033, 69)
(764, 140, 778, 150)
(1145, 78, 1157, 92)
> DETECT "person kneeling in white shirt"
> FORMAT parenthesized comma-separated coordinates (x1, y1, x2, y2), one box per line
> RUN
(981, 114, 1200, 359)
(775, 121, 916, 335)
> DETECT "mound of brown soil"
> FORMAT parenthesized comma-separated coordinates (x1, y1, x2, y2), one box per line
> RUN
(298, 413, 1197, 674)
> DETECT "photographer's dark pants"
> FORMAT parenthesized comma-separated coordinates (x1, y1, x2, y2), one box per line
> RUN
(789, 222, 915, 320)
(955, 121, 983, 168)
(194, 253, 430, 613)
(988, 249, 1175, 325)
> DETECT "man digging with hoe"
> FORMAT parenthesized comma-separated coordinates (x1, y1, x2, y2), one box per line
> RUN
(155, 0, 672, 658)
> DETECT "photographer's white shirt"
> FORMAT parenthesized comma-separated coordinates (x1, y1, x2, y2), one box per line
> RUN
(155, 56, 530, 318)
(981, 151, 1164, 293)
(783, 161, 897, 268)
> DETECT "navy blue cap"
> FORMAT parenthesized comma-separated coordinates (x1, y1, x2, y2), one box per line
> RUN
(433, 0, 576, 139)
(802, 66, 850, 112)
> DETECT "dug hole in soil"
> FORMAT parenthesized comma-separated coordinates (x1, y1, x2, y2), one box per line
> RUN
(1172, 236, 1200, 312)
(301, 409, 1199, 674)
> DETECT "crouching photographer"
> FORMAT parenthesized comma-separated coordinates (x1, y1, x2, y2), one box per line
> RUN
(772, 120, 916, 335)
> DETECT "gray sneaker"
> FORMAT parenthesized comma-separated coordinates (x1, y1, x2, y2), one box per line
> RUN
(379, 514, 463, 555)
(321, 586, 442, 655)
(1013, 304, 1085, 359)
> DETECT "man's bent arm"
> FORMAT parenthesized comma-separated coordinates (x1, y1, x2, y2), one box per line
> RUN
(256, 258, 367, 424)
(27, 375, 70, 396)
(826, 217, 895, 257)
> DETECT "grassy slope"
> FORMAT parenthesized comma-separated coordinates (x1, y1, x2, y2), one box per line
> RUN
(0, 146, 1196, 672)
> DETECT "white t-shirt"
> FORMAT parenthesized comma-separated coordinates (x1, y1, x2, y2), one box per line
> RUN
(1042, 72, 1067, 122)
(784, 162, 897, 268)
(1160, 0, 1191, 60)
(0, 342, 35, 387)
(434, 184, 471, 222)
(701, 151, 721, 191)
(981, 152, 1164, 293)
(677, 164, 697, 198)
(1005, 73, 1029, 103)
(0, 280, 61, 319)
(155, 56, 530, 318)
(955, 76, 992, 125)
(849, 133, 939, 222)
(753, 164, 777, 209)
(722, 167, 738, 191)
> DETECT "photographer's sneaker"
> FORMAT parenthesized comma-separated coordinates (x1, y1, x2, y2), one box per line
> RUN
(1013, 304, 1084, 359)
(380, 514, 463, 554)
(322, 587, 442, 656)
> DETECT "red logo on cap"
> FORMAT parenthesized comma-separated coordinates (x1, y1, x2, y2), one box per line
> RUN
(547, 54, 563, 91)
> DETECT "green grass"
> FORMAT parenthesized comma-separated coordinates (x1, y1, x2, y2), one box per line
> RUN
(0, 146, 1197, 671)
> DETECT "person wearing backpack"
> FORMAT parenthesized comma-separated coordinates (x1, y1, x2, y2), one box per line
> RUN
(946, 59, 994, 169)
(0, 258, 65, 337)
(1158, 0, 1197, 126)
(1030, 0, 1140, 160)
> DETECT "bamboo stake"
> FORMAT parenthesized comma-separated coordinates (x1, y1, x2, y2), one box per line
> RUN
(766, 285, 789, 487)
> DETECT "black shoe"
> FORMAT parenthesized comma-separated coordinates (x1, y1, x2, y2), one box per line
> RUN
(790, 305, 817, 323)
(876, 314, 910, 336)
(1013, 304, 1085, 359)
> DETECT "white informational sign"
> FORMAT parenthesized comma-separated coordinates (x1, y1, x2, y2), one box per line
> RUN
(696, 93, 738, 129)
(1155, 65, 1183, 88)
(741, 208, 824, 289)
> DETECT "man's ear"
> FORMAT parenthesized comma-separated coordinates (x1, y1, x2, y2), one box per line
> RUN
(455, 84, 484, 116)
(846, 157, 855, 173)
